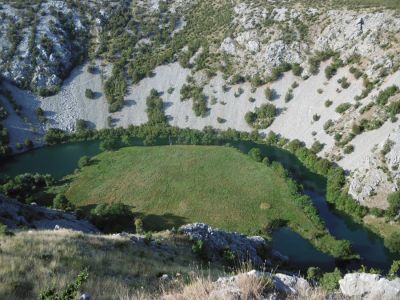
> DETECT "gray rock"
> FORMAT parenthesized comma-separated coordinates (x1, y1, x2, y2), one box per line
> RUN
(180, 223, 268, 266)
(339, 273, 400, 300)
(0, 195, 99, 233)
(79, 294, 91, 300)
(273, 273, 310, 295)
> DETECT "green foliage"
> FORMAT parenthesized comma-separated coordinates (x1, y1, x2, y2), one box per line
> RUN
(180, 84, 208, 117)
(325, 58, 344, 79)
(307, 267, 322, 282)
(320, 268, 342, 292)
(284, 89, 294, 103)
(192, 240, 208, 261)
(0, 173, 53, 204)
(335, 103, 352, 114)
(78, 156, 90, 168)
(248, 148, 263, 162)
(146, 89, 166, 125)
(222, 248, 236, 267)
(338, 77, 350, 89)
(75, 119, 88, 132)
(266, 63, 292, 82)
(85, 88, 95, 99)
(0, 223, 13, 236)
(99, 137, 119, 151)
(388, 260, 400, 279)
(53, 194, 74, 212)
(245, 104, 277, 129)
(134, 218, 143, 234)
(349, 66, 363, 79)
(89, 203, 134, 233)
(309, 50, 337, 75)
(36, 107, 46, 123)
(311, 141, 324, 154)
(385, 232, 400, 254)
(38, 270, 88, 300)
(104, 62, 127, 112)
(386, 192, 400, 219)
(264, 87, 275, 101)
(343, 144, 354, 154)
(291, 63, 303, 76)
(376, 85, 399, 106)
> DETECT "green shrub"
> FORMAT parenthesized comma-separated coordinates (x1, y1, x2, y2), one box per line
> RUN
(338, 77, 350, 89)
(325, 100, 333, 107)
(0, 223, 13, 236)
(38, 271, 88, 300)
(376, 85, 399, 106)
(292, 63, 303, 76)
(146, 89, 166, 125)
(343, 144, 354, 154)
(245, 104, 277, 129)
(76, 119, 88, 132)
(248, 148, 262, 162)
(99, 137, 120, 151)
(78, 156, 90, 168)
(192, 240, 208, 261)
(85, 88, 95, 99)
(264, 87, 275, 101)
(89, 203, 134, 233)
(285, 89, 294, 103)
(385, 232, 400, 254)
(335, 103, 351, 114)
(311, 141, 324, 154)
(307, 267, 322, 282)
(53, 194, 74, 212)
(386, 192, 400, 219)
(320, 268, 342, 292)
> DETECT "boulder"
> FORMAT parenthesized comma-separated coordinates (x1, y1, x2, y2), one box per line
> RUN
(339, 273, 400, 300)
(180, 223, 268, 266)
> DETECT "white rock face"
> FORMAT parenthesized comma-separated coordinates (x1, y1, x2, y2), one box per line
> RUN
(339, 273, 400, 300)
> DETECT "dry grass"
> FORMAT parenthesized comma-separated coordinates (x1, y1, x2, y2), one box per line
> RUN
(0, 229, 222, 300)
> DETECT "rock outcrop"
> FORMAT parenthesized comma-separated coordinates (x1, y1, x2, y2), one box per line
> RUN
(0, 195, 98, 233)
(180, 223, 268, 266)
(339, 273, 400, 300)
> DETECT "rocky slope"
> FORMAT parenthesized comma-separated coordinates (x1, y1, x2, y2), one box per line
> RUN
(0, 0, 400, 209)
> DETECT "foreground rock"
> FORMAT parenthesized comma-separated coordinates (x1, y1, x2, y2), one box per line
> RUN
(180, 223, 268, 266)
(339, 273, 400, 300)
(0, 195, 98, 233)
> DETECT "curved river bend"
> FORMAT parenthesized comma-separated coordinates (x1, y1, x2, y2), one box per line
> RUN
(1, 140, 397, 271)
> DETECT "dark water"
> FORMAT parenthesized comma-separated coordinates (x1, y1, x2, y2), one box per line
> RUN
(0, 139, 396, 271)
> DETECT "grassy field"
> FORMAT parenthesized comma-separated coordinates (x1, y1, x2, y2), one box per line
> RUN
(0, 230, 221, 300)
(63, 145, 346, 257)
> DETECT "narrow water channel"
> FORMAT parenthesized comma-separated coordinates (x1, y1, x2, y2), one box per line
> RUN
(0, 139, 397, 271)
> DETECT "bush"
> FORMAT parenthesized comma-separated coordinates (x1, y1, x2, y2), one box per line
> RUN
(311, 141, 324, 154)
(100, 137, 120, 151)
(284, 89, 294, 103)
(338, 77, 350, 89)
(76, 119, 88, 132)
(24, 139, 34, 150)
(264, 87, 275, 101)
(192, 240, 208, 261)
(85, 88, 95, 99)
(53, 194, 74, 212)
(292, 63, 303, 76)
(320, 268, 342, 292)
(78, 156, 90, 168)
(385, 232, 400, 254)
(0, 223, 13, 236)
(89, 203, 134, 233)
(312, 114, 320, 122)
(325, 100, 333, 107)
(386, 192, 400, 219)
(376, 85, 399, 106)
(335, 103, 352, 114)
(343, 144, 354, 154)
(39, 271, 88, 300)
(146, 89, 166, 125)
(248, 148, 262, 162)
(245, 104, 277, 129)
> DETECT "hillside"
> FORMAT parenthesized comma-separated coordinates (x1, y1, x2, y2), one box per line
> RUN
(59, 145, 351, 258)
(0, 0, 399, 209)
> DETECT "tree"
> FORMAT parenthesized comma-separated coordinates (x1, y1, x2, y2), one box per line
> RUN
(78, 156, 90, 168)
(100, 137, 119, 151)
(53, 194, 74, 212)
(90, 203, 134, 233)
(134, 218, 143, 234)
(24, 139, 33, 149)
(386, 192, 400, 219)
(385, 232, 400, 254)
(320, 268, 342, 292)
(264, 87, 275, 101)
(76, 119, 87, 132)
(248, 148, 262, 162)
(85, 88, 95, 99)
(39, 271, 88, 300)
